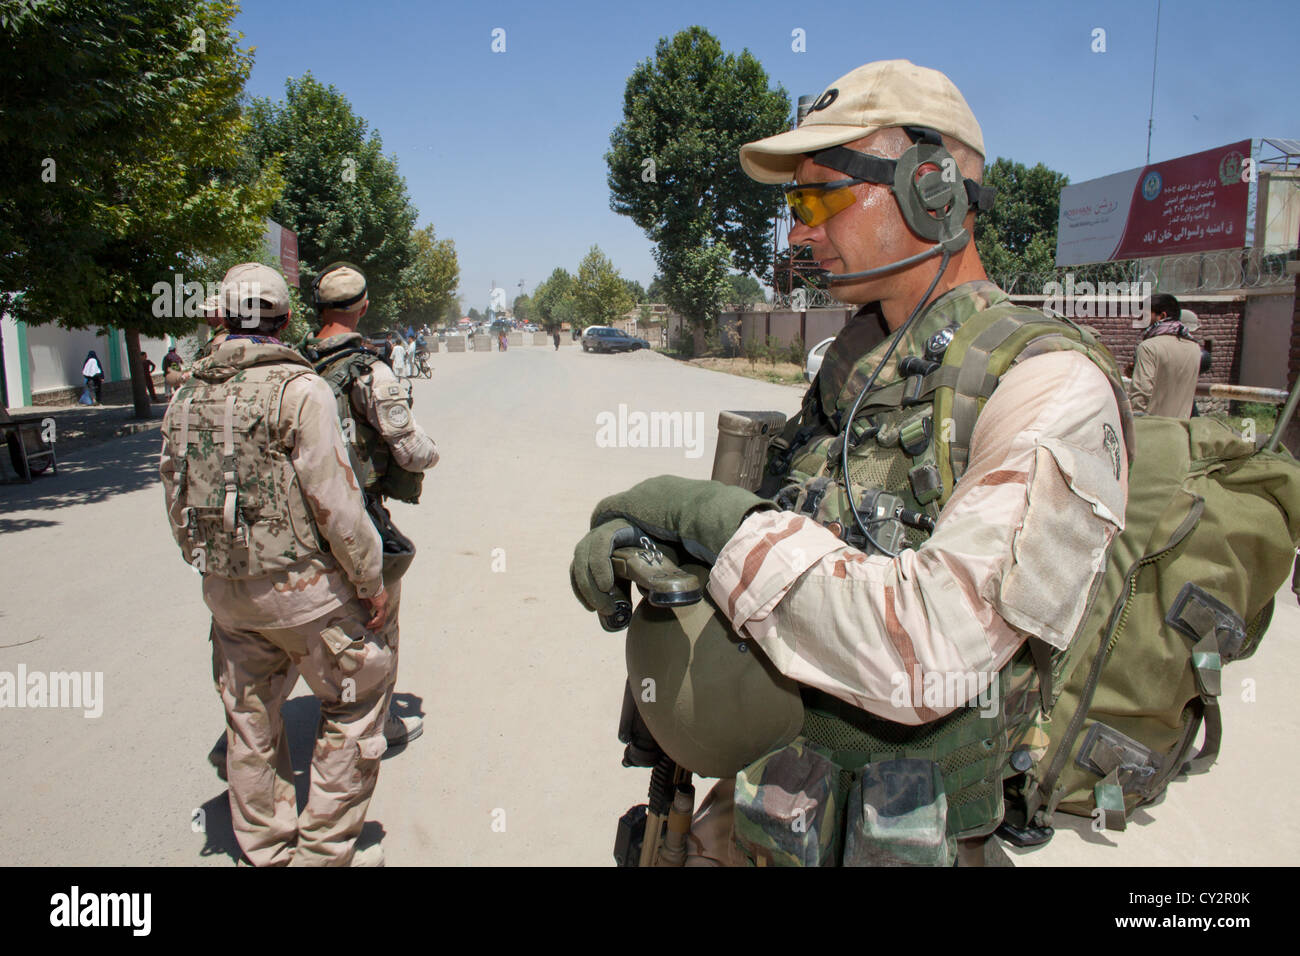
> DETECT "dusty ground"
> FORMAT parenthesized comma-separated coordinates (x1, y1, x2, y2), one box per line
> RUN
(0, 342, 1296, 866)
(678, 354, 808, 387)
(2, 400, 166, 479)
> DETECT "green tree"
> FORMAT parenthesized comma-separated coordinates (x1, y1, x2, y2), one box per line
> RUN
(246, 73, 418, 329)
(622, 278, 646, 303)
(512, 294, 533, 324)
(467, 307, 482, 322)
(533, 267, 576, 332)
(661, 244, 732, 355)
(974, 158, 1070, 286)
(1, 0, 283, 417)
(646, 275, 669, 302)
(396, 224, 459, 332)
(573, 246, 635, 328)
(443, 296, 463, 324)
(606, 27, 789, 352)
(726, 273, 766, 310)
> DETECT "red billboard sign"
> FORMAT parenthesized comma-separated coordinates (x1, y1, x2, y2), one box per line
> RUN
(1056, 140, 1251, 266)
(263, 219, 300, 287)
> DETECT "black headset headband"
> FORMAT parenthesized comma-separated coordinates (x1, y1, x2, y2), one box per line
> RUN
(809, 127, 995, 214)
(312, 261, 367, 310)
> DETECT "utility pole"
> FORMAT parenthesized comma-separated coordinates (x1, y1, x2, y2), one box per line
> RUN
(1146, 0, 1162, 164)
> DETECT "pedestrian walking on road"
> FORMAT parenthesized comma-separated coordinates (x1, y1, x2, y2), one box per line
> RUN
(162, 347, 185, 398)
(81, 351, 103, 405)
(141, 351, 159, 403)
(1130, 293, 1201, 418)
(553, 331, 560, 350)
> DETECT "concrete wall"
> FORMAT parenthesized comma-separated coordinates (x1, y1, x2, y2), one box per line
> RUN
(473, 334, 492, 352)
(1239, 289, 1296, 389)
(444, 336, 466, 352)
(2, 313, 176, 407)
(726, 308, 858, 353)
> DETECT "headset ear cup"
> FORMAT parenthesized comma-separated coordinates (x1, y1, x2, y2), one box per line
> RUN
(892, 143, 969, 246)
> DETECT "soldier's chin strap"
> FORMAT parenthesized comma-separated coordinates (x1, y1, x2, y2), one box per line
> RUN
(839, 249, 953, 558)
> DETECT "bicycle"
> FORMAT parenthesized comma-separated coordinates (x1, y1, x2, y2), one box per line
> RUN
(413, 351, 433, 379)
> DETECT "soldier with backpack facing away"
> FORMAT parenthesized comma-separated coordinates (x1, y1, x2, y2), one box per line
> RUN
(162, 263, 395, 866)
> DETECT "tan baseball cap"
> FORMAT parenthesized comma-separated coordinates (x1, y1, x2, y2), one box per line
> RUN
(739, 59, 984, 184)
(315, 264, 367, 310)
(220, 263, 290, 322)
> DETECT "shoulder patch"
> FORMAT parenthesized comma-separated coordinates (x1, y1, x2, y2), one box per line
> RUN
(385, 404, 411, 429)
(1103, 423, 1121, 480)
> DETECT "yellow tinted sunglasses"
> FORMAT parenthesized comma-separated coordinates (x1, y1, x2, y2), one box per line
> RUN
(784, 178, 862, 226)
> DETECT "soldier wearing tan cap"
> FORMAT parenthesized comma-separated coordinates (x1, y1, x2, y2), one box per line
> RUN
(163, 261, 395, 866)
(571, 60, 1134, 866)
(302, 262, 439, 746)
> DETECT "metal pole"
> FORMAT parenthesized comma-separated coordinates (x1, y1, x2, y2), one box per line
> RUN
(1146, 0, 1162, 164)
(1264, 371, 1300, 453)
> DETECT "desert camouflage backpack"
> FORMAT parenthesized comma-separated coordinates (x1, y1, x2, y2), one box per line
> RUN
(164, 340, 325, 578)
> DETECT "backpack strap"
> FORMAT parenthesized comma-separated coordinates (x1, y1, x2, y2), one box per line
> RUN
(170, 397, 195, 529)
(931, 304, 1133, 507)
(220, 394, 241, 540)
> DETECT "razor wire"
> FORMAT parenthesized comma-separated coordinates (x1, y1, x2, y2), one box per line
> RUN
(997, 246, 1296, 298)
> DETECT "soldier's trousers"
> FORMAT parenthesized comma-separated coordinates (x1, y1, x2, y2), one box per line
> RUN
(211, 584, 400, 866)
(685, 777, 747, 867)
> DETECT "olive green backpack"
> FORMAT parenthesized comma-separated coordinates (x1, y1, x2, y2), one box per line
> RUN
(926, 306, 1300, 836)
(1013, 414, 1300, 832)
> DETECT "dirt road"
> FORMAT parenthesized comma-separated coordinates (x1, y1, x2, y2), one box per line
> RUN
(1, 344, 1295, 866)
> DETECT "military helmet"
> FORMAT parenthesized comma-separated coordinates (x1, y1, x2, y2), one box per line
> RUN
(626, 567, 804, 778)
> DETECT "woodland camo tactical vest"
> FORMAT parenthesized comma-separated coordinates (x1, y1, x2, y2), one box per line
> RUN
(304, 335, 423, 504)
(164, 339, 325, 579)
(762, 283, 1133, 841)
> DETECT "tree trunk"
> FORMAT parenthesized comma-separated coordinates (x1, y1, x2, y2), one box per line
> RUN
(692, 322, 707, 357)
(123, 327, 152, 419)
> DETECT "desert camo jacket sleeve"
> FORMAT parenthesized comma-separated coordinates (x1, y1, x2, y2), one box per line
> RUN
(283, 374, 384, 599)
(353, 360, 438, 471)
(706, 349, 1129, 725)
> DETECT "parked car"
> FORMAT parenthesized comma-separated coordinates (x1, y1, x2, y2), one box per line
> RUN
(582, 326, 650, 353)
(805, 336, 835, 382)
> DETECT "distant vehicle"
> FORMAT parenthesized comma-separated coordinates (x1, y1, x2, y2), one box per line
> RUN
(805, 336, 835, 382)
(582, 326, 650, 353)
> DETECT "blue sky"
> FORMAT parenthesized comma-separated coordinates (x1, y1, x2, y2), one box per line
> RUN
(231, 0, 1300, 312)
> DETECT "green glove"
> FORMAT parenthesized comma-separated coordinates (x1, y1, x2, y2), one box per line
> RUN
(571, 477, 771, 616)
(570, 518, 646, 614)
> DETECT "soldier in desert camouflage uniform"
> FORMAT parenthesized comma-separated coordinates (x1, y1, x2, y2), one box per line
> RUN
(162, 263, 395, 867)
(572, 60, 1133, 866)
(302, 262, 439, 743)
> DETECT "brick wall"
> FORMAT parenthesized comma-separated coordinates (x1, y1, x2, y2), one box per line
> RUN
(1010, 295, 1243, 385)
